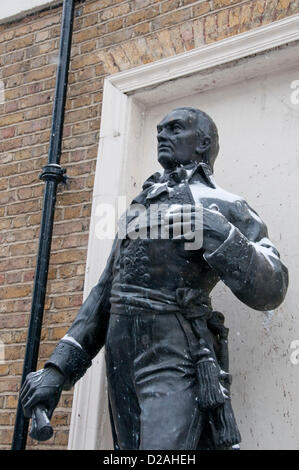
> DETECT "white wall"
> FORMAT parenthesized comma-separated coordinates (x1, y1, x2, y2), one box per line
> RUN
(0, 0, 59, 22)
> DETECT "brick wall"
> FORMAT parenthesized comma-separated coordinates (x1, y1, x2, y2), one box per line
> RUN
(0, 0, 297, 450)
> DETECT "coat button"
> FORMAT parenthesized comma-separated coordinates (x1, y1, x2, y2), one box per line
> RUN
(124, 274, 133, 283)
(141, 334, 149, 346)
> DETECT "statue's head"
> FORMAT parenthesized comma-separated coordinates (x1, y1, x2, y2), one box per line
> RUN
(157, 107, 219, 172)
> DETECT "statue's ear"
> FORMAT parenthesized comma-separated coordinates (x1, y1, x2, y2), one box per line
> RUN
(195, 135, 211, 155)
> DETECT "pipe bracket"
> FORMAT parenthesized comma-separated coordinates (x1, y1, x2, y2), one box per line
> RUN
(39, 163, 68, 184)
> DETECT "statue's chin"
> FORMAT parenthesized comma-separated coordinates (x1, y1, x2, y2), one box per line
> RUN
(158, 154, 178, 170)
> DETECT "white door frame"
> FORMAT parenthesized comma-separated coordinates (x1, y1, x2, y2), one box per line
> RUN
(68, 14, 299, 450)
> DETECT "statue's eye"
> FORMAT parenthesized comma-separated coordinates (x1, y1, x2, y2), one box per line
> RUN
(172, 124, 182, 133)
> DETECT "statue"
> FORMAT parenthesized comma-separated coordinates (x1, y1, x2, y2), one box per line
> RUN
(20, 107, 288, 449)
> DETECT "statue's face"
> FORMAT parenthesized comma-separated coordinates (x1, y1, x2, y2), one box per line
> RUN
(157, 109, 208, 170)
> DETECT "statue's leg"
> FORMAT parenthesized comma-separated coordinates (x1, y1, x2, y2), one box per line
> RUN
(138, 384, 205, 450)
(105, 314, 141, 450)
(133, 313, 205, 450)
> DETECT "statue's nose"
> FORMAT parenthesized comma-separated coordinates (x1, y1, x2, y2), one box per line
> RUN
(157, 128, 168, 142)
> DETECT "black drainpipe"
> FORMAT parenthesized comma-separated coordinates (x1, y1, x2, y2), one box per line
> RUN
(12, 0, 75, 450)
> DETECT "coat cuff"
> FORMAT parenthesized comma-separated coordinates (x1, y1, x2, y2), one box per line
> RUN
(204, 225, 255, 294)
(45, 340, 92, 390)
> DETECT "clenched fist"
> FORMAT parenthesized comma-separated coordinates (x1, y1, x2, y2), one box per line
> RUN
(164, 204, 231, 252)
(20, 367, 65, 420)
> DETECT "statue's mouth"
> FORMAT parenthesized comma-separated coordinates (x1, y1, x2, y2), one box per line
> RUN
(158, 144, 172, 152)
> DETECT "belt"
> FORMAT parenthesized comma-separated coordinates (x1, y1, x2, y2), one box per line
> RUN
(110, 282, 212, 318)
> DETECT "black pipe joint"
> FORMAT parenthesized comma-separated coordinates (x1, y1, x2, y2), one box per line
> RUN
(39, 164, 68, 184)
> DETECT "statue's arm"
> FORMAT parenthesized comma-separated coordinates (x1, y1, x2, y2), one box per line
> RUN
(21, 239, 118, 423)
(45, 238, 118, 390)
(204, 200, 289, 311)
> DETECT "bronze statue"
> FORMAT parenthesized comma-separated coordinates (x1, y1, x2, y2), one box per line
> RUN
(20, 107, 288, 449)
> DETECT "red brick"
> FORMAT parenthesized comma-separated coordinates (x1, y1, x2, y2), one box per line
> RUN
(100, 3, 131, 22)
(5, 345, 26, 360)
(204, 14, 218, 43)
(152, 9, 192, 31)
(193, 1, 212, 16)
(106, 17, 124, 33)
(125, 5, 160, 26)
(0, 127, 15, 139)
(0, 429, 13, 445)
(214, 0, 241, 7)
(0, 377, 19, 392)
(6, 34, 34, 53)
(0, 113, 24, 127)
(6, 395, 18, 409)
(73, 24, 107, 44)
(0, 413, 11, 426)
(0, 285, 32, 300)
(51, 249, 87, 265)
(9, 172, 40, 188)
(6, 272, 22, 284)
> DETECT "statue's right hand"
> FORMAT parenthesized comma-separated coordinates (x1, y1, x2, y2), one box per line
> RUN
(20, 367, 65, 419)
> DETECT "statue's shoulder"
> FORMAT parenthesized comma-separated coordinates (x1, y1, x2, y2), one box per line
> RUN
(207, 178, 245, 209)
(212, 180, 267, 240)
(211, 181, 243, 205)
